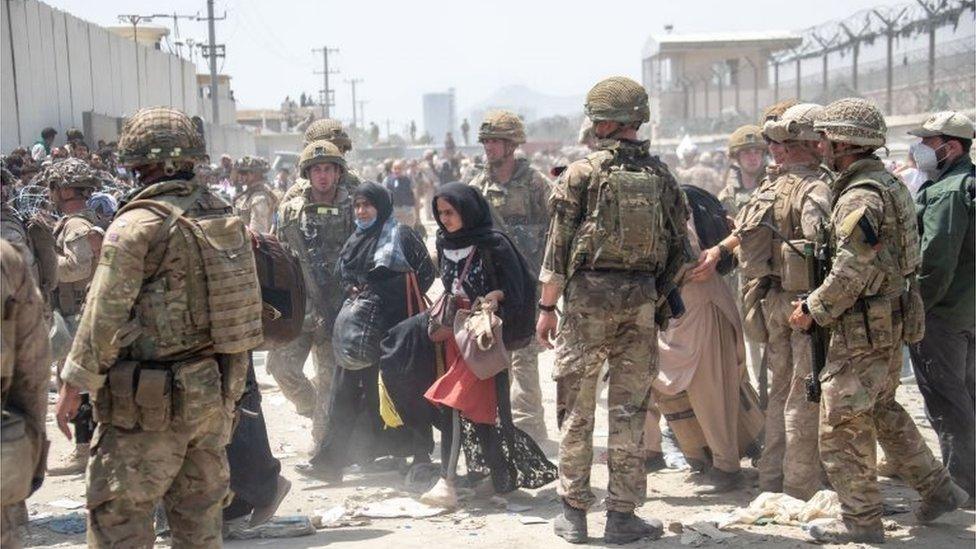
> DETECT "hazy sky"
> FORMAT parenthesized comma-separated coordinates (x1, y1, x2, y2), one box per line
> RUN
(46, 0, 905, 131)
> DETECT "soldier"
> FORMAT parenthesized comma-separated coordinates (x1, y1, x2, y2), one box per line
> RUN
(272, 140, 354, 454)
(717, 125, 767, 382)
(693, 104, 832, 499)
(675, 145, 722, 196)
(788, 98, 968, 542)
(469, 110, 552, 440)
(232, 155, 278, 234)
(0, 165, 58, 302)
(718, 125, 766, 218)
(1, 239, 51, 548)
(40, 159, 105, 477)
(55, 106, 262, 546)
(537, 76, 691, 544)
(281, 119, 362, 205)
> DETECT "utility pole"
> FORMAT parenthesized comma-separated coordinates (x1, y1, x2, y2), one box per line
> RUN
(312, 46, 340, 118)
(117, 14, 154, 107)
(358, 100, 368, 127)
(198, 1, 226, 125)
(346, 78, 362, 127)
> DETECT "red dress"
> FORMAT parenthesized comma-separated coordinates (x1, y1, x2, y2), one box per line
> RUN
(424, 339, 497, 425)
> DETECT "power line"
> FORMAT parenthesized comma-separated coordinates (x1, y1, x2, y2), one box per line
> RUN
(312, 46, 339, 118)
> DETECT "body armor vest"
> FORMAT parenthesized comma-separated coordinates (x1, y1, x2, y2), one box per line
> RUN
(53, 210, 99, 316)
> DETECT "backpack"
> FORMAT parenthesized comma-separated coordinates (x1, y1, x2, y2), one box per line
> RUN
(682, 184, 736, 275)
(252, 233, 306, 350)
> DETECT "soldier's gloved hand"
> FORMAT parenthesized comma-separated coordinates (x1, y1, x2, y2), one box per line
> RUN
(688, 247, 721, 282)
(55, 383, 82, 440)
(536, 311, 558, 349)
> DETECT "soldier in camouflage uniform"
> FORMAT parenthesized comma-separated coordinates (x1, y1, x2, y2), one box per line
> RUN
(39, 159, 105, 477)
(469, 110, 552, 440)
(0, 164, 58, 304)
(232, 155, 278, 234)
(1, 238, 51, 548)
(55, 107, 263, 547)
(694, 104, 832, 499)
(788, 98, 968, 543)
(717, 125, 766, 382)
(281, 119, 362, 206)
(271, 141, 354, 454)
(537, 77, 692, 544)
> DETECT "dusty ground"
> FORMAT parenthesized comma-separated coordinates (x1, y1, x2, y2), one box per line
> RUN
(21, 346, 976, 548)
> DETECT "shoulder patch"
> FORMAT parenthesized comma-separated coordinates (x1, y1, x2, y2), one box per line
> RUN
(838, 205, 867, 239)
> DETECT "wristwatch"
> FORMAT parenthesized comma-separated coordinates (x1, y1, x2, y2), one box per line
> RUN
(717, 243, 732, 262)
(538, 302, 557, 313)
(801, 301, 811, 315)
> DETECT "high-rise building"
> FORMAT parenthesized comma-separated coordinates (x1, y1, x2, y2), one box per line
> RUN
(422, 88, 456, 145)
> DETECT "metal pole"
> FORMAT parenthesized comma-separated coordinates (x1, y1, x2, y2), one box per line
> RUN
(206, 0, 219, 125)
(886, 30, 895, 113)
(928, 23, 936, 107)
(322, 48, 329, 117)
(774, 61, 780, 102)
(795, 58, 801, 100)
(132, 20, 140, 107)
(347, 78, 362, 127)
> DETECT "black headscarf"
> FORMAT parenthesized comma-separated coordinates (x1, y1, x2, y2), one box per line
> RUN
(432, 182, 537, 349)
(337, 182, 393, 278)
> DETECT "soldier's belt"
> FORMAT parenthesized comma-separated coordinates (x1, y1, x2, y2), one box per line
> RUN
(850, 296, 901, 314)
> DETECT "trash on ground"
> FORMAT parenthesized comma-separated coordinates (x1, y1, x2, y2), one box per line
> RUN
(225, 515, 315, 539)
(48, 498, 85, 510)
(33, 512, 87, 535)
(719, 490, 840, 528)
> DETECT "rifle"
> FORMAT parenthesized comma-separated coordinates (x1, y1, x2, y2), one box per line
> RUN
(757, 222, 830, 402)
(804, 225, 831, 403)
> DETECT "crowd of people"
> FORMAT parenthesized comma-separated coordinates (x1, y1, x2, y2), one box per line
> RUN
(1, 74, 973, 548)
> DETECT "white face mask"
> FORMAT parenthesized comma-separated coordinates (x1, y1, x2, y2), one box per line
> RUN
(910, 141, 948, 174)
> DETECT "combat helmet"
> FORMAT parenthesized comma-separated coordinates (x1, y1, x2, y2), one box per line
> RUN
(584, 76, 650, 124)
(763, 103, 824, 143)
(117, 106, 206, 168)
(761, 98, 799, 124)
(38, 158, 100, 190)
(478, 110, 526, 144)
(727, 125, 765, 155)
(814, 98, 886, 147)
(304, 118, 352, 152)
(234, 155, 270, 174)
(299, 140, 346, 178)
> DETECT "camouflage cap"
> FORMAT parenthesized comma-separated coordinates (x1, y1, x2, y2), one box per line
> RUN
(584, 76, 650, 124)
(117, 106, 206, 167)
(728, 124, 765, 154)
(299, 140, 346, 178)
(39, 158, 100, 190)
(761, 98, 799, 124)
(763, 103, 824, 143)
(814, 98, 887, 147)
(478, 110, 526, 144)
(907, 111, 975, 140)
(303, 118, 352, 151)
(234, 155, 270, 174)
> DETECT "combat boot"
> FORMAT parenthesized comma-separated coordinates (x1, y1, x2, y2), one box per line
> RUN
(553, 499, 587, 544)
(915, 480, 969, 523)
(47, 443, 89, 476)
(807, 519, 885, 544)
(603, 510, 663, 545)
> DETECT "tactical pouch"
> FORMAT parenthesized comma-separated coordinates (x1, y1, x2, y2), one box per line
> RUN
(742, 278, 770, 342)
(1, 409, 34, 505)
(173, 357, 223, 422)
(135, 369, 172, 432)
(107, 361, 139, 429)
(901, 277, 925, 344)
(780, 240, 813, 293)
(864, 296, 893, 350)
(219, 353, 249, 405)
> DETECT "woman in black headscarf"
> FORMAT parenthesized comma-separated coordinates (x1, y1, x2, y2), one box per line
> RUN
(419, 182, 556, 507)
(306, 182, 435, 481)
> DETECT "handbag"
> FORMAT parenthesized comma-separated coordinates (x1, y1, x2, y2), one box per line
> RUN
(427, 251, 475, 342)
(332, 292, 384, 370)
(453, 298, 510, 380)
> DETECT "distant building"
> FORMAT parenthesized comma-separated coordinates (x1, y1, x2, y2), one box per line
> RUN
(642, 31, 801, 139)
(423, 88, 457, 145)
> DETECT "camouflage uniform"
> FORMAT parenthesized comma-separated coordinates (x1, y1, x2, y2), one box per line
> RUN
(1, 239, 51, 548)
(805, 99, 959, 537)
(232, 156, 278, 234)
(544, 79, 691, 515)
(470, 111, 552, 438)
(60, 107, 262, 547)
(734, 105, 832, 499)
(271, 141, 354, 442)
(281, 118, 361, 206)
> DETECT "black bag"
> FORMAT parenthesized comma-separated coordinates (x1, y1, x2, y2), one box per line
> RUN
(252, 233, 306, 350)
(682, 185, 737, 275)
(332, 292, 385, 370)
